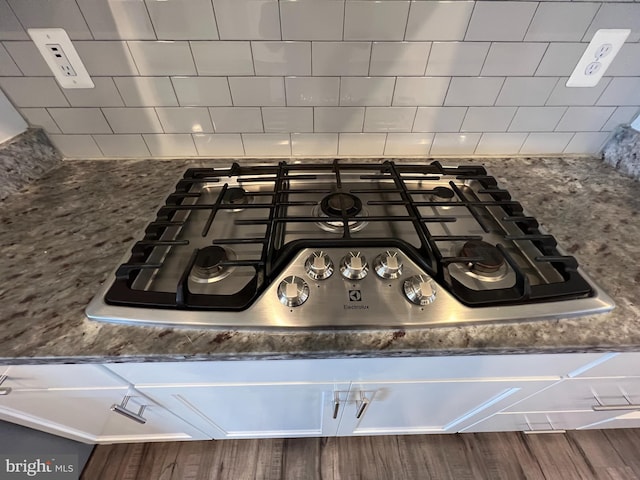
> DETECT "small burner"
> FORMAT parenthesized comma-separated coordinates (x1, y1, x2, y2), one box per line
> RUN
(432, 187, 455, 199)
(460, 240, 505, 274)
(320, 192, 363, 218)
(190, 246, 236, 284)
(222, 187, 251, 211)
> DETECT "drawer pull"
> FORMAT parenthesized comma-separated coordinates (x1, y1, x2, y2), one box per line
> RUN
(523, 415, 565, 435)
(110, 395, 147, 424)
(0, 375, 11, 396)
(355, 392, 369, 419)
(592, 391, 640, 411)
(333, 392, 340, 420)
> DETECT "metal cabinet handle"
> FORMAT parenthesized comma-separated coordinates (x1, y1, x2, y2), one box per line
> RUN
(0, 375, 11, 396)
(333, 392, 340, 419)
(110, 395, 147, 424)
(592, 391, 640, 411)
(523, 415, 565, 435)
(355, 392, 369, 419)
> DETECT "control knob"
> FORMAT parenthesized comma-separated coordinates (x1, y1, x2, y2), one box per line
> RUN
(277, 276, 310, 307)
(339, 252, 368, 280)
(373, 251, 403, 279)
(304, 251, 334, 280)
(403, 275, 437, 305)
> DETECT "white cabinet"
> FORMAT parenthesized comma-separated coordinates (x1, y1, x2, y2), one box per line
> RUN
(0, 364, 127, 390)
(139, 382, 349, 439)
(462, 410, 619, 433)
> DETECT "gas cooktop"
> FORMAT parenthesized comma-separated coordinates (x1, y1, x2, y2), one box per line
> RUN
(86, 160, 614, 328)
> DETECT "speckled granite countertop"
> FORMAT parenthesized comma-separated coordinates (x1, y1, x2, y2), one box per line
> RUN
(1, 157, 639, 365)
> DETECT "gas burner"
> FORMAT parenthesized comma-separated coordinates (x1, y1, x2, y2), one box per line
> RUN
(431, 187, 455, 199)
(458, 240, 509, 281)
(222, 187, 252, 212)
(190, 246, 236, 284)
(313, 193, 368, 234)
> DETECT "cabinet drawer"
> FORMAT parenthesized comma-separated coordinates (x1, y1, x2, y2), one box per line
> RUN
(462, 411, 622, 433)
(0, 365, 125, 390)
(573, 352, 640, 378)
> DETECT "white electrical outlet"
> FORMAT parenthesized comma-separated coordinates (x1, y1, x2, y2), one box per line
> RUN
(27, 28, 94, 89)
(566, 29, 630, 88)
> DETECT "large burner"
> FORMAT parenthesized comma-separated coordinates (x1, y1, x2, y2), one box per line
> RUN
(320, 192, 363, 218)
(460, 240, 506, 275)
(190, 246, 236, 283)
(222, 187, 251, 211)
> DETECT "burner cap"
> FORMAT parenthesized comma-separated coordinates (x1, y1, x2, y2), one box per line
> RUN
(460, 240, 505, 274)
(195, 246, 227, 270)
(432, 187, 454, 199)
(191, 246, 236, 284)
(320, 192, 363, 218)
(223, 187, 248, 205)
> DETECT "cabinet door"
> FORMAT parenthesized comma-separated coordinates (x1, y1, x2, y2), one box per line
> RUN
(139, 383, 350, 439)
(0, 388, 208, 444)
(336, 380, 554, 436)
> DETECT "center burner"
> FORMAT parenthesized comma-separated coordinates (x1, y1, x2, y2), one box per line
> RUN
(313, 192, 368, 233)
(458, 240, 509, 281)
(190, 246, 236, 284)
(222, 187, 252, 212)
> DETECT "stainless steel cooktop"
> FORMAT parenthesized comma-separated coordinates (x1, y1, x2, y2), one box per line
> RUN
(86, 161, 614, 328)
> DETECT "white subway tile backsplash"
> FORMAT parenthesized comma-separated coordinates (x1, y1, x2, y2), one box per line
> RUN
(315, 107, 365, 133)
(555, 106, 617, 132)
(475, 133, 527, 155)
(597, 78, 640, 106)
(338, 133, 387, 156)
(481, 43, 548, 77)
(242, 133, 291, 156)
(525, 2, 599, 42)
(213, 0, 281, 40)
(0, 0, 28, 40)
(9, 0, 92, 40)
(49, 134, 102, 158)
(546, 77, 611, 106)
(102, 107, 164, 133)
(93, 134, 150, 156)
(291, 133, 338, 156)
(280, 0, 344, 41)
(3, 42, 50, 76)
(495, 77, 559, 106)
(344, 1, 410, 41)
(171, 77, 232, 107)
(564, 132, 610, 154)
(430, 132, 481, 155)
(384, 133, 433, 156)
(0, 78, 69, 107)
(191, 42, 254, 76)
(145, 0, 219, 40)
(461, 107, 517, 132)
(364, 107, 416, 132)
(74, 42, 140, 76)
(209, 107, 263, 133)
(583, 3, 640, 42)
(228, 77, 285, 106)
(114, 77, 178, 107)
(76, 0, 155, 40)
(155, 107, 214, 133)
(393, 77, 450, 107)
(19, 108, 61, 133)
(413, 107, 467, 132)
(193, 133, 245, 156)
(535, 44, 586, 77)
(519, 132, 574, 154)
(127, 41, 197, 76)
(252, 42, 311, 76)
(369, 42, 430, 76)
(601, 106, 640, 131)
(142, 133, 198, 156)
(509, 107, 566, 132)
(425, 42, 490, 76)
(465, 2, 537, 41)
(61, 78, 124, 107)
(341, 77, 395, 106)
(312, 42, 371, 76)
(444, 77, 504, 106)
(406, 1, 474, 41)
(48, 108, 112, 134)
(0, 44, 20, 76)
(262, 107, 313, 132)
(285, 77, 340, 106)
(607, 44, 640, 77)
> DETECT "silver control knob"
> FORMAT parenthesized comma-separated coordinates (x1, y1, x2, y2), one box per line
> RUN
(304, 251, 334, 280)
(339, 252, 368, 280)
(373, 251, 403, 279)
(277, 276, 310, 307)
(403, 275, 437, 305)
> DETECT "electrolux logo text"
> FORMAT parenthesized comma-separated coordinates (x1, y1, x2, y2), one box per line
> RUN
(1, 455, 77, 480)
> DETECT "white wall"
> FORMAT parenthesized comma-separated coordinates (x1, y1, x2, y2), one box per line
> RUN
(0, 88, 27, 144)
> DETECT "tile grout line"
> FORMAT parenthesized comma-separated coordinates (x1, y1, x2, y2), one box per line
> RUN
(141, 0, 159, 40)
(521, 1, 541, 43)
(462, 0, 477, 42)
(210, 0, 221, 41)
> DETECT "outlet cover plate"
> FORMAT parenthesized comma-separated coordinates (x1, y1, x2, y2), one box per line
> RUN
(566, 29, 630, 88)
(27, 28, 94, 89)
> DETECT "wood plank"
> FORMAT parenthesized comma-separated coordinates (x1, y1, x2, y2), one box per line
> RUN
(567, 430, 639, 480)
(601, 429, 640, 478)
(282, 437, 321, 480)
(523, 433, 596, 480)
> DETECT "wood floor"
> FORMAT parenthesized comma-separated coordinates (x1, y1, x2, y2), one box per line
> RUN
(82, 430, 640, 480)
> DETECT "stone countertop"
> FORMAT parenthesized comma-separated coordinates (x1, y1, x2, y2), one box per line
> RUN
(1, 157, 639, 365)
